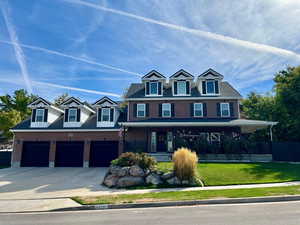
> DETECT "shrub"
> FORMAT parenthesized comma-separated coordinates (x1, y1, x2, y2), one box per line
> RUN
(172, 147, 198, 182)
(137, 153, 157, 171)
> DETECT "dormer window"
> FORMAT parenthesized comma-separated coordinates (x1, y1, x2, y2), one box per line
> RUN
(202, 80, 219, 95)
(35, 109, 45, 122)
(174, 80, 190, 96)
(150, 82, 158, 95)
(68, 108, 77, 122)
(101, 108, 110, 122)
(146, 81, 162, 96)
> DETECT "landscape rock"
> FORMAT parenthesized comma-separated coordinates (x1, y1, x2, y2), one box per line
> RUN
(117, 176, 145, 188)
(161, 172, 174, 180)
(109, 165, 122, 176)
(146, 173, 163, 185)
(103, 175, 119, 188)
(129, 165, 145, 177)
(117, 167, 129, 177)
(166, 176, 181, 185)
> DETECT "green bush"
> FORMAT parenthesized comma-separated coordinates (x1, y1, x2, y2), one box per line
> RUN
(111, 152, 137, 167)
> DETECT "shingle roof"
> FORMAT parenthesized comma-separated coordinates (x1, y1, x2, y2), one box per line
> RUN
(124, 82, 242, 99)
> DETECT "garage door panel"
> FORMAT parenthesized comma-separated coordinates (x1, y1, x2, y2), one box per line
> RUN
(21, 141, 50, 167)
(89, 141, 119, 167)
(55, 141, 84, 167)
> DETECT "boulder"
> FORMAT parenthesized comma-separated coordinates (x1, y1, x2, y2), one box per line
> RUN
(146, 173, 163, 185)
(166, 176, 181, 185)
(103, 175, 119, 188)
(161, 172, 174, 180)
(129, 165, 145, 177)
(109, 165, 122, 176)
(118, 167, 129, 177)
(116, 176, 145, 188)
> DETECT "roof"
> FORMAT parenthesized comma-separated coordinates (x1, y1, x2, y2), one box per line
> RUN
(169, 69, 194, 79)
(142, 70, 166, 79)
(198, 68, 224, 79)
(124, 81, 242, 99)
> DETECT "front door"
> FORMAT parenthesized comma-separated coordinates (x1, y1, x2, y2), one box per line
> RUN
(157, 132, 167, 152)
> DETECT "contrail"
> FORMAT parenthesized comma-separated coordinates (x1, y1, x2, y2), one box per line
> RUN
(63, 0, 300, 61)
(0, 2, 33, 93)
(0, 40, 141, 77)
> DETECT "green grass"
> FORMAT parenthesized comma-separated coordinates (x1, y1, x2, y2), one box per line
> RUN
(158, 162, 300, 186)
(73, 185, 300, 205)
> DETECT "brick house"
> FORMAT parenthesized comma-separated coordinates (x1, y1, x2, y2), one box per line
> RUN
(11, 69, 277, 167)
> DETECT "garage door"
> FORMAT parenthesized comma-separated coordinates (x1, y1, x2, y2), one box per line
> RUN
(21, 141, 50, 167)
(89, 141, 119, 167)
(55, 141, 84, 167)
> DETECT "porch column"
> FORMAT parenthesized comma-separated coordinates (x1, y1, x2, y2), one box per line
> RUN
(49, 140, 56, 168)
(11, 139, 22, 168)
(150, 131, 157, 153)
(167, 131, 174, 152)
(83, 140, 91, 168)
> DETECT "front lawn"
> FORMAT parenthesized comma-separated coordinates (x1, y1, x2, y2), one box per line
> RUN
(73, 185, 300, 205)
(158, 162, 300, 186)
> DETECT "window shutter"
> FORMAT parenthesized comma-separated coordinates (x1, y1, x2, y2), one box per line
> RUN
(174, 81, 178, 95)
(77, 108, 81, 122)
(146, 103, 149, 117)
(215, 81, 219, 94)
(230, 102, 234, 117)
(186, 81, 190, 95)
(159, 104, 162, 117)
(133, 104, 137, 118)
(217, 103, 221, 117)
(158, 82, 162, 95)
(202, 81, 206, 94)
(64, 109, 69, 122)
(203, 103, 207, 117)
(44, 109, 48, 122)
(98, 108, 102, 121)
(190, 103, 194, 117)
(32, 109, 36, 122)
(146, 82, 150, 95)
(171, 103, 175, 117)
(110, 108, 114, 122)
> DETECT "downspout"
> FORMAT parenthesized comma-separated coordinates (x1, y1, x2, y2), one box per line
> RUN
(269, 124, 274, 142)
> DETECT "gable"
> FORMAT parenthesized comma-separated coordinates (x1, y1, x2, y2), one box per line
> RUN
(93, 97, 118, 107)
(142, 70, 166, 80)
(170, 69, 194, 79)
(198, 69, 224, 79)
(29, 98, 51, 108)
(61, 97, 82, 106)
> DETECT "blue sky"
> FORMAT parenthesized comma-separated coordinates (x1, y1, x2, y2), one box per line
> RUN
(1, 0, 300, 102)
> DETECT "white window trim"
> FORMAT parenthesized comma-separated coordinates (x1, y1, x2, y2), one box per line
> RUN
(194, 103, 203, 117)
(101, 108, 111, 122)
(35, 108, 45, 122)
(68, 108, 77, 122)
(162, 103, 171, 117)
(206, 80, 215, 94)
(173, 80, 191, 96)
(220, 103, 230, 117)
(137, 103, 146, 117)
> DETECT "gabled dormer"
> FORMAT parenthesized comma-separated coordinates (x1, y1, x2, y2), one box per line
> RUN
(61, 97, 95, 128)
(170, 69, 194, 96)
(93, 97, 119, 128)
(197, 68, 223, 95)
(29, 97, 63, 128)
(142, 70, 166, 97)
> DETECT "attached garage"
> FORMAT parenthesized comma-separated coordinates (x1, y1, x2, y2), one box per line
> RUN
(21, 141, 50, 167)
(89, 141, 119, 167)
(55, 141, 84, 167)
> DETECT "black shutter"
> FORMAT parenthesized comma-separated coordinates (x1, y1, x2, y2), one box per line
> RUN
(217, 103, 221, 117)
(174, 81, 178, 95)
(190, 103, 194, 117)
(64, 109, 69, 122)
(44, 109, 48, 122)
(110, 108, 114, 121)
(230, 102, 234, 117)
(202, 81, 206, 94)
(98, 108, 102, 121)
(158, 82, 162, 95)
(171, 103, 175, 117)
(215, 81, 219, 94)
(32, 109, 36, 122)
(186, 81, 190, 95)
(146, 103, 149, 117)
(159, 104, 162, 117)
(146, 82, 150, 95)
(133, 104, 137, 117)
(77, 108, 81, 122)
(203, 103, 207, 117)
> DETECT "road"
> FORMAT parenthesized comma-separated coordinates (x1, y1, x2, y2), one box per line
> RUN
(1, 201, 300, 225)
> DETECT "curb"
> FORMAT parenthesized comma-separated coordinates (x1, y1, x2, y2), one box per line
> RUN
(51, 195, 300, 212)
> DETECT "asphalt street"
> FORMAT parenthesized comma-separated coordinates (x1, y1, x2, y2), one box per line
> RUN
(1, 201, 300, 225)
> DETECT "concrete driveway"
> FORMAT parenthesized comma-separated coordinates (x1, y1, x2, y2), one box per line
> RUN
(0, 167, 112, 200)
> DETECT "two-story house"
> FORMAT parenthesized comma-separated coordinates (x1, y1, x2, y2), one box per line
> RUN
(11, 69, 277, 168)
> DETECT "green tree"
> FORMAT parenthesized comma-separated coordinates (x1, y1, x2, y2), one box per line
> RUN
(0, 110, 22, 139)
(54, 93, 69, 106)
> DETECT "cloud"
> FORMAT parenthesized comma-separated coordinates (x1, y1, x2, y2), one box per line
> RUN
(0, 1, 33, 93)
(0, 39, 141, 77)
(63, 0, 300, 62)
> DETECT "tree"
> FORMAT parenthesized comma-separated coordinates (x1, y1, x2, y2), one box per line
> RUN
(0, 89, 38, 120)
(0, 110, 22, 140)
(54, 93, 69, 106)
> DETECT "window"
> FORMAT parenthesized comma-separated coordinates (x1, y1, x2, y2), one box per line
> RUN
(162, 103, 171, 117)
(35, 109, 44, 122)
(206, 80, 215, 94)
(221, 103, 230, 117)
(150, 82, 158, 95)
(194, 103, 203, 117)
(68, 108, 77, 122)
(177, 81, 187, 95)
(137, 104, 146, 117)
(101, 108, 110, 121)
